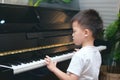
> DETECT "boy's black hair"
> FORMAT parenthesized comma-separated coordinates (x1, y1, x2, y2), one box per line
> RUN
(71, 9, 103, 39)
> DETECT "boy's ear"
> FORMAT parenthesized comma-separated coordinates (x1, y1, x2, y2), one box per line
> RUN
(84, 29, 89, 37)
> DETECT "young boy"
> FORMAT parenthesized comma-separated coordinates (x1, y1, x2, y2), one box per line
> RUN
(45, 9, 103, 80)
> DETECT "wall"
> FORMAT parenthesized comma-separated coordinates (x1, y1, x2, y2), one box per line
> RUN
(0, 0, 28, 5)
(79, 0, 120, 28)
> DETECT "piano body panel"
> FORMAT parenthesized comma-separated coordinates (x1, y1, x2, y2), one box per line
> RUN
(0, 33, 73, 51)
(0, 3, 77, 33)
(0, 66, 14, 80)
(0, 3, 79, 80)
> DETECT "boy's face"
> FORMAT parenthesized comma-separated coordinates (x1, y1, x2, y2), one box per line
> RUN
(72, 21, 86, 46)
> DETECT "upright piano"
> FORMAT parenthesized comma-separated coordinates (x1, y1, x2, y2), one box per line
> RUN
(0, 3, 109, 80)
(0, 3, 79, 80)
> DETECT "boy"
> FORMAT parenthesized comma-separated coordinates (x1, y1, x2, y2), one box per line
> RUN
(45, 9, 103, 80)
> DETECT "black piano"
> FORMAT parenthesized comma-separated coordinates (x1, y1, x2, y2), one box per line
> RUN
(0, 3, 79, 80)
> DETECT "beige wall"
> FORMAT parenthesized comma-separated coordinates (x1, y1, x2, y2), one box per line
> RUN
(0, 0, 28, 5)
(78, 0, 120, 28)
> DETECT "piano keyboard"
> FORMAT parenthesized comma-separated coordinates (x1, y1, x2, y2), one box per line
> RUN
(12, 52, 74, 74)
(0, 45, 106, 75)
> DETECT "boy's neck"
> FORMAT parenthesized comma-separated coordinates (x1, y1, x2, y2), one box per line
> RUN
(82, 38, 94, 47)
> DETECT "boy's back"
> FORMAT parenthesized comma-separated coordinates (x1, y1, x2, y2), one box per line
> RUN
(67, 46, 101, 80)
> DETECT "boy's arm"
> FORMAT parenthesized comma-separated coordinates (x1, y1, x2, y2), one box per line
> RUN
(45, 56, 79, 80)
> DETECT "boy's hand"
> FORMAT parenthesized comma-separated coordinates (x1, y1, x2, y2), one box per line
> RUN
(44, 55, 57, 72)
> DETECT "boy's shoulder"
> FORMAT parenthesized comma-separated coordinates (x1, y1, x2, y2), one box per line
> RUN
(76, 46, 98, 56)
